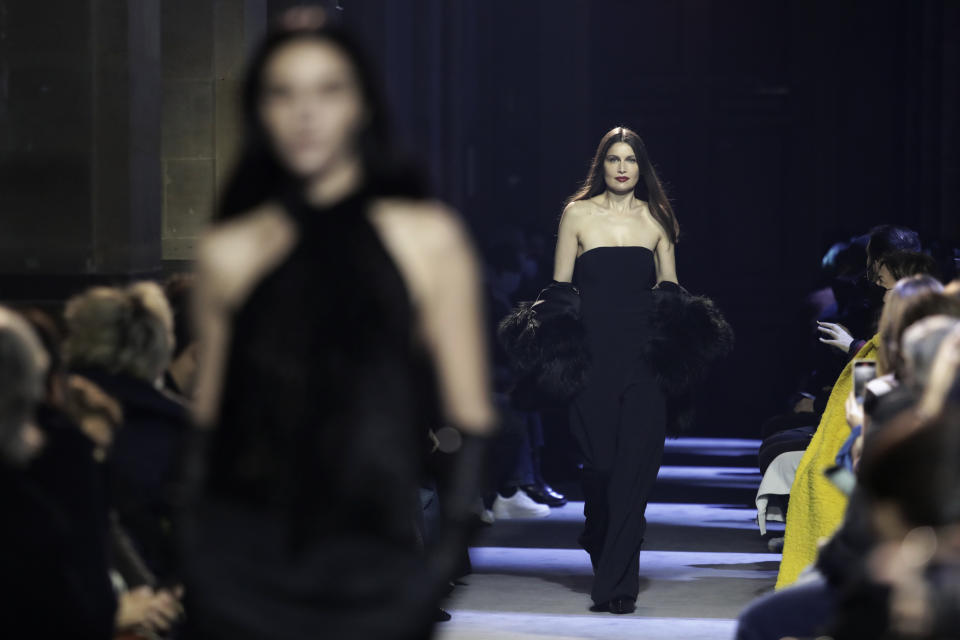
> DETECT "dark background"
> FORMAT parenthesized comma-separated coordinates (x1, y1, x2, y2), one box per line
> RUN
(320, 0, 960, 437)
(1, 0, 958, 438)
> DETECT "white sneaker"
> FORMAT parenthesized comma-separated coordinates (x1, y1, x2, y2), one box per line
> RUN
(480, 509, 496, 525)
(492, 489, 551, 519)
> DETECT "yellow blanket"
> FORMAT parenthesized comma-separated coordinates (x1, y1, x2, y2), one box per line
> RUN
(775, 335, 880, 589)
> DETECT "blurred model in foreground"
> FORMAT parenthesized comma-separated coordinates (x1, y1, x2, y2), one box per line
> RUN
(181, 9, 495, 640)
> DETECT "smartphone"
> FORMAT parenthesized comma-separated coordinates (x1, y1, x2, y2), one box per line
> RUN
(852, 359, 878, 404)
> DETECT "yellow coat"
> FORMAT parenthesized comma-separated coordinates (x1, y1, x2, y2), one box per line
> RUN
(775, 335, 880, 589)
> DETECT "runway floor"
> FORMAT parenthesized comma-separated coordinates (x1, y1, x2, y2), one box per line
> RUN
(437, 438, 782, 640)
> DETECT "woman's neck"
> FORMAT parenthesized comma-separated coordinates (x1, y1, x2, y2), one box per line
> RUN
(601, 189, 635, 213)
(305, 155, 363, 207)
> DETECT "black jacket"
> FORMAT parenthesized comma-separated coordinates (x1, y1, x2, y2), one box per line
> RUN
(1, 460, 117, 639)
(73, 367, 190, 581)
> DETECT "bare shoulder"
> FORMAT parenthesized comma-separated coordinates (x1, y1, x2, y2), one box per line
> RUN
(198, 203, 292, 262)
(638, 201, 672, 243)
(197, 203, 297, 306)
(369, 197, 472, 256)
(560, 199, 591, 230)
(564, 199, 593, 216)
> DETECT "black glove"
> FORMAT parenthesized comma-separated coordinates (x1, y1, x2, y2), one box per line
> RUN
(425, 425, 495, 591)
(653, 280, 683, 294)
(431, 426, 492, 527)
(533, 280, 581, 318)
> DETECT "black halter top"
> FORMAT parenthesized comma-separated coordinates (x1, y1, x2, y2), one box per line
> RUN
(204, 188, 440, 545)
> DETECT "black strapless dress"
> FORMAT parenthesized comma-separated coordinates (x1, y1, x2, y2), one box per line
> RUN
(181, 188, 444, 640)
(570, 246, 667, 605)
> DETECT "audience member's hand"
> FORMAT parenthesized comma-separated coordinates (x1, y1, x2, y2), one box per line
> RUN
(844, 390, 863, 429)
(115, 585, 183, 633)
(818, 321, 854, 353)
(63, 374, 123, 455)
(870, 528, 938, 637)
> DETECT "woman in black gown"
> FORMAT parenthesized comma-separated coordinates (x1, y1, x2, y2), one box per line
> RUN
(552, 127, 680, 614)
(180, 11, 495, 640)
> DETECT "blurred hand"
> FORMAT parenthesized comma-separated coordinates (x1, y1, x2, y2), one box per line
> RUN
(793, 396, 814, 413)
(845, 390, 863, 430)
(870, 528, 938, 637)
(64, 375, 123, 451)
(115, 585, 183, 633)
(818, 321, 854, 353)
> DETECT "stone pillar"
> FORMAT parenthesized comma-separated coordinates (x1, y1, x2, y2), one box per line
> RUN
(0, 0, 162, 283)
(92, 0, 163, 274)
(160, 0, 266, 261)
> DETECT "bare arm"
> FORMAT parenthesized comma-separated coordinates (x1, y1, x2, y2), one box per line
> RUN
(415, 209, 497, 434)
(191, 262, 230, 429)
(552, 202, 581, 282)
(191, 209, 297, 428)
(654, 233, 679, 285)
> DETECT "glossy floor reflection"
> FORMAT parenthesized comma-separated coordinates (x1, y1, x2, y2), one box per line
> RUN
(437, 439, 780, 640)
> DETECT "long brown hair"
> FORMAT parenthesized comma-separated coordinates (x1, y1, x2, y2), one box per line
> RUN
(566, 126, 679, 244)
(876, 275, 944, 376)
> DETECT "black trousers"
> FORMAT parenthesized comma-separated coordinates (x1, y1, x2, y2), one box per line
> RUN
(571, 373, 666, 604)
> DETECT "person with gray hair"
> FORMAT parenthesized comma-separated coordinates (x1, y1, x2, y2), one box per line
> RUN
(0, 306, 48, 465)
(0, 304, 120, 638)
(64, 281, 175, 386)
(902, 316, 960, 394)
(736, 292, 960, 640)
(63, 282, 189, 582)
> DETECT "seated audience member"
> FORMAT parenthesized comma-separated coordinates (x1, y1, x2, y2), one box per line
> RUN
(831, 390, 960, 639)
(483, 243, 560, 519)
(163, 273, 199, 399)
(737, 306, 960, 639)
(19, 308, 184, 635)
(63, 282, 190, 581)
(776, 267, 941, 589)
(816, 227, 923, 366)
(0, 306, 118, 638)
(818, 249, 938, 359)
(754, 239, 933, 535)
(806, 237, 872, 394)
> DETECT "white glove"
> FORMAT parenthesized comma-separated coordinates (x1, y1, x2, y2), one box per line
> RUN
(818, 321, 854, 353)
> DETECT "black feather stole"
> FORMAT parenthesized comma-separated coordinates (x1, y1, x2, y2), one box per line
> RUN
(644, 283, 735, 434)
(497, 280, 734, 434)
(497, 281, 590, 410)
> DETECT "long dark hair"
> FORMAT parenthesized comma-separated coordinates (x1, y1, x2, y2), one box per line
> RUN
(566, 126, 679, 244)
(217, 23, 426, 220)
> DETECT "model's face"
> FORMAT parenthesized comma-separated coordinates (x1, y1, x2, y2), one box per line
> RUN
(259, 39, 366, 179)
(603, 141, 641, 194)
